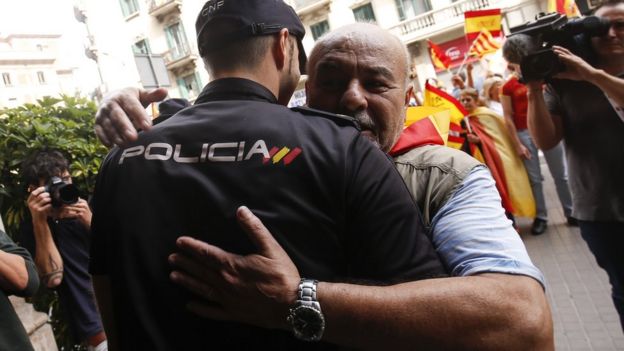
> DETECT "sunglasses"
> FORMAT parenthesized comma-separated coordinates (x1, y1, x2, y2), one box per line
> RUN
(610, 20, 624, 32)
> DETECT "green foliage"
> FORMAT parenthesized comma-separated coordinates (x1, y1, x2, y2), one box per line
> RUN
(0, 95, 108, 236)
(0, 95, 107, 351)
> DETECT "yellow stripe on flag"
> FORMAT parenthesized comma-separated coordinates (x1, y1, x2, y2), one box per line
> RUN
(405, 106, 451, 145)
(548, 0, 580, 17)
(468, 29, 501, 58)
(464, 14, 501, 35)
(273, 147, 290, 163)
(423, 82, 467, 125)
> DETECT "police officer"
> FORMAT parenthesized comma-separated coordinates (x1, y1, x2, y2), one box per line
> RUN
(89, 1, 446, 350)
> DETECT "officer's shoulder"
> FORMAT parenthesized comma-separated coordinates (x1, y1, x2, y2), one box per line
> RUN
(290, 106, 360, 130)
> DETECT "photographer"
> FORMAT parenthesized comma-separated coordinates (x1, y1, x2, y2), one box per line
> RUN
(20, 150, 107, 351)
(523, 0, 624, 328)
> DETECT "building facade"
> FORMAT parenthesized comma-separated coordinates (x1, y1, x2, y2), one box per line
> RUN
(287, 0, 546, 96)
(78, 0, 545, 106)
(0, 34, 79, 109)
(77, 0, 208, 103)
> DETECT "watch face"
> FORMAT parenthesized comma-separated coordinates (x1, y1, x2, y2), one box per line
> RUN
(289, 305, 325, 342)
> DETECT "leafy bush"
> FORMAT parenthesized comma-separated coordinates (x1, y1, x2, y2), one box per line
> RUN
(0, 95, 108, 236)
(0, 95, 108, 351)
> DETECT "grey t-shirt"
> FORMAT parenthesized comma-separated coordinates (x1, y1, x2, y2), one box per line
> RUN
(544, 76, 624, 221)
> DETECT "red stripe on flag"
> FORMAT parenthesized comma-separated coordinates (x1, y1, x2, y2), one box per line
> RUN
(468, 118, 514, 213)
(264, 146, 279, 164)
(427, 40, 451, 69)
(389, 118, 445, 157)
(282, 147, 302, 165)
(424, 81, 469, 116)
(464, 9, 501, 17)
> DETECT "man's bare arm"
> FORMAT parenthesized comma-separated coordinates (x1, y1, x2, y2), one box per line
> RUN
(320, 274, 551, 350)
(0, 250, 29, 293)
(501, 94, 531, 159)
(93, 275, 119, 350)
(28, 187, 64, 288)
(526, 83, 564, 151)
(553, 45, 624, 106)
(170, 207, 554, 350)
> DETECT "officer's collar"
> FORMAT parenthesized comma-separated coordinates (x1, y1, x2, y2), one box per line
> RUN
(195, 78, 278, 105)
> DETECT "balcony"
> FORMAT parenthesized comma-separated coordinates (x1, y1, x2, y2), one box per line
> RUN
(292, 0, 331, 17)
(163, 43, 197, 72)
(149, 0, 182, 20)
(0, 50, 56, 65)
(388, 0, 496, 43)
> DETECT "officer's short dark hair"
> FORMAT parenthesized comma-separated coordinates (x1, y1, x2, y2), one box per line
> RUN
(200, 18, 293, 75)
(22, 150, 69, 186)
(195, 0, 306, 74)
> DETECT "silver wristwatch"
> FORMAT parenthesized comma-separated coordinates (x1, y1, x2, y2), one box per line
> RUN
(287, 278, 325, 342)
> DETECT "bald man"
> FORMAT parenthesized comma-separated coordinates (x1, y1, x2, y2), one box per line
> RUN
(96, 23, 553, 350)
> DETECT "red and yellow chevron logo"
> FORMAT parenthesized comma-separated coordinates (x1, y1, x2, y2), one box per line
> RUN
(263, 146, 303, 165)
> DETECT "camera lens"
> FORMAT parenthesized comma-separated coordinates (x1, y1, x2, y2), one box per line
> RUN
(58, 184, 79, 205)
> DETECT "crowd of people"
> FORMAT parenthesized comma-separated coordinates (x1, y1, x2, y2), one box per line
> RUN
(1, 0, 622, 350)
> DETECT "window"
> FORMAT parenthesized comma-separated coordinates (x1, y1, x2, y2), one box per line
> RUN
(2, 73, 11, 86)
(353, 3, 376, 23)
(395, 0, 431, 21)
(133, 39, 151, 55)
(119, 0, 139, 17)
(310, 20, 330, 41)
(37, 71, 46, 84)
(178, 72, 202, 100)
(165, 23, 190, 60)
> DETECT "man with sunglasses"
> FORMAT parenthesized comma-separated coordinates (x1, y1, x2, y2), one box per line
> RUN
(526, 0, 624, 329)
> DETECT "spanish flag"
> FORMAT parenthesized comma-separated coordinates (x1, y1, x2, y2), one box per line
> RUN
(427, 40, 451, 70)
(390, 113, 446, 157)
(468, 28, 501, 58)
(465, 107, 536, 218)
(423, 80, 468, 149)
(464, 9, 502, 41)
(548, 0, 581, 17)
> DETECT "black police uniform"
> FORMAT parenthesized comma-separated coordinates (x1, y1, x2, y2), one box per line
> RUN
(90, 78, 446, 350)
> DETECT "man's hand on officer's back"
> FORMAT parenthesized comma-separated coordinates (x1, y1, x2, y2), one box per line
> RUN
(169, 206, 300, 331)
(95, 87, 168, 147)
(170, 207, 554, 350)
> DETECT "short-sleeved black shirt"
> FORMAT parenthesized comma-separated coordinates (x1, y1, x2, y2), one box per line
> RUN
(19, 219, 104, 340)
(90, 78, 446, 350)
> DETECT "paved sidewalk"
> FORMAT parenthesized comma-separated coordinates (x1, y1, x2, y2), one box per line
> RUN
(519, 160, 623, 350)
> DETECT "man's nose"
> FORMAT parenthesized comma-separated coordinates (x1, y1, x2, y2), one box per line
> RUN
(339, 80, 367, 115)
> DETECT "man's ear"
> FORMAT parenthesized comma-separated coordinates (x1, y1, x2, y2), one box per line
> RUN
(273, 28, 290, 71)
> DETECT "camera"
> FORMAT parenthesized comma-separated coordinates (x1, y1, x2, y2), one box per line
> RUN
(44, 176, 79, 208)
(507, 12, 610, 82)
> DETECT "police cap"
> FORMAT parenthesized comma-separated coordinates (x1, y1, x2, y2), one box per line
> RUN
(195, 0, 307, 73)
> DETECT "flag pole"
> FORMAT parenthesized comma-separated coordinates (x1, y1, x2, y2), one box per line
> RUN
(457, 31, 480, 73)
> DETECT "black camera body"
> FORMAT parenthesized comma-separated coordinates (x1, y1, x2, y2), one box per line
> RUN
(508, 12, 610, 81)
(44, 176, 79, 208)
